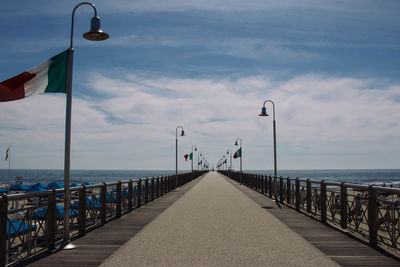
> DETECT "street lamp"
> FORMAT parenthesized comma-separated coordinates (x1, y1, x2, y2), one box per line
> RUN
(259, 99, 278, 202)
(227, 149, 232, 170)
(235, 138, 242, 183)
(191, 145, 197, 173)
(198, 152, 202, 171)
(176, 126, 185, 189)
(63, 2, 109, 248)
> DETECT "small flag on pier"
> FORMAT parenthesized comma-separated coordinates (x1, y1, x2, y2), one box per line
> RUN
(0, 49, 68, 102)
(184, 154, 189, 161)
(233, 148, 241, 159)
(5, 147, 10, 161)
(189, 152, 193, 160)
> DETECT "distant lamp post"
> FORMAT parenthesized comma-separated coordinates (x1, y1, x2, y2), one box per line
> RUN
(235, 138, 242, 183)
(198, 152, 202, 171)
(63, 2, 109, 249)
(191, 145, 197, 173)
(259, 99, 278, 201)
(227, 149, 232, 170)
(175, 126, 185, 188)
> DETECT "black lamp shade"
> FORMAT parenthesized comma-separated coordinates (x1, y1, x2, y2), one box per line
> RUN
(83, 16, 109, 41)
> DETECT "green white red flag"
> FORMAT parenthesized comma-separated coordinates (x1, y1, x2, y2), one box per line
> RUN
(189, 152, 193, 160)
(233, 148, 241, 159)
(0, 49, 68, 102)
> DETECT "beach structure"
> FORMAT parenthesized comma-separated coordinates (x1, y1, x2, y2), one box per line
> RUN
(1, 171, 400, 266)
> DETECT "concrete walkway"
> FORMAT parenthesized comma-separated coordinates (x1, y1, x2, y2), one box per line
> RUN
(101, 172, 338, 266)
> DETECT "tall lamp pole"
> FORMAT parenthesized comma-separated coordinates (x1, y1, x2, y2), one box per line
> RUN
(176, 126, 185, 189)
(191, 145, 197, 173)
(259, 100, 278, 202)
(63, 2, 109, 248)
(198, 152, 202, 171)
(227, 149, 232, 170)
(235, 138, 242, 183)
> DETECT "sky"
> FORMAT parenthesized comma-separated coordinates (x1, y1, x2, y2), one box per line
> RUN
(0, 0, 400, 171)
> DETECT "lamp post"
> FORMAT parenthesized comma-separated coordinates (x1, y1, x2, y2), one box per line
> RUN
(227, 149, 232, 170)
(198, 152, 202, 171)
(191, 145, 197, 173)
(63, 2, 109, 248)
(235, 138, 242, 183)
(176, 126, 185, 189)
(259, 100, 278, 201)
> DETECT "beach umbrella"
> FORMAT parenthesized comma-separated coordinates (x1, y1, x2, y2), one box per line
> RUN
(9, 184, 30, 191)
(30, 183, 49, 189)
(70, 183, 81, 187)
(0, 188, 9, 193)
(33, 205, 78, 220)
(26, 187, 48, 193)
(47, 182, 64, 189)
(82, 182, 95, 186)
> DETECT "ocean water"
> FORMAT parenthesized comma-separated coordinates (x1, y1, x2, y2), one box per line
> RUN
(250, 169, 400, 186)
(0, 169, 176, 186)
(0, 169, 400, 186)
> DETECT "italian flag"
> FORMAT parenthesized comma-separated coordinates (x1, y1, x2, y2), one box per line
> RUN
(189, 152, 193, 160)
(233, 148, 241, 159)
(0, 49, 68, 102)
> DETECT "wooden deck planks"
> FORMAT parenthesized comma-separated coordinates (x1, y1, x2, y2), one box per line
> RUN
(24, 176, 204, 267)
(224, 176, 400, 267)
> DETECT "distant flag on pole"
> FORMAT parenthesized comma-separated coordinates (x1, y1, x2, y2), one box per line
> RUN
(233, 148, 241, 159)
(189, 152, 193, 160)
(0, 49, 68, 102)
(184, 154, 189, 161)
(5, 147, 10, 161)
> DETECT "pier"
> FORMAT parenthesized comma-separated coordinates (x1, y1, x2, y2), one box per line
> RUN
(2, 171, 397, 266)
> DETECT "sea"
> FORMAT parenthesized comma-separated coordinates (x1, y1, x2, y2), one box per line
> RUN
(0, 169, 400, 187)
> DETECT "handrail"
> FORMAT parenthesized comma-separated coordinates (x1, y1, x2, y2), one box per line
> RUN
(1, 170, 208, 266)
(219, 170, 400, 257)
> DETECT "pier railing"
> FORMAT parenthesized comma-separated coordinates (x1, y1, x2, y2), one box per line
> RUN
(220, 170, 400, 256)
(0, 171, 207, 266)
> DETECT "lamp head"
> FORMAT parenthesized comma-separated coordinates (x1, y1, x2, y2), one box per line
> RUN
(180, 130, 185, 136)
(234, 140, 238, 146)
(195, 147, 197, 151)
(259, 106, 268, 117)
(83, 16, 109, 41)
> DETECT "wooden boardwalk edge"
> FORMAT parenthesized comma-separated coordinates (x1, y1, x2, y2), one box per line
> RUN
(24, 175, 205, 267)
(222, 174, 400, 267)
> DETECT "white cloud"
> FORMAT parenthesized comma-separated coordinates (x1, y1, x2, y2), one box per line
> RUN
(1, 72, 399, 170)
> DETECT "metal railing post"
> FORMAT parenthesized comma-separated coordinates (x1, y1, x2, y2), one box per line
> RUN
(145, 178, 149, 203)
(268, 176, 273, 198)
(78, 186, 86, 237)
(151, 177, 155, 201)
(0, 195, 8, 266)
(286, 178, 291, 204)
(295, 178, 300, 211)
(368, 185, 378, 247)
(280, 176, 284, 203)
(116, 181, 122, 218)
(101, 183, 107, 225)
(306, 179, 311, 213)
(320, 181, 327, 224)
(128, 180, 133, 211)
(137, 179, 142, 207)
(340, 182, 348, 229)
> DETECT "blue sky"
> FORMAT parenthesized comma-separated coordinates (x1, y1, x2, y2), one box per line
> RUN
(0, 0, 400, 171)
